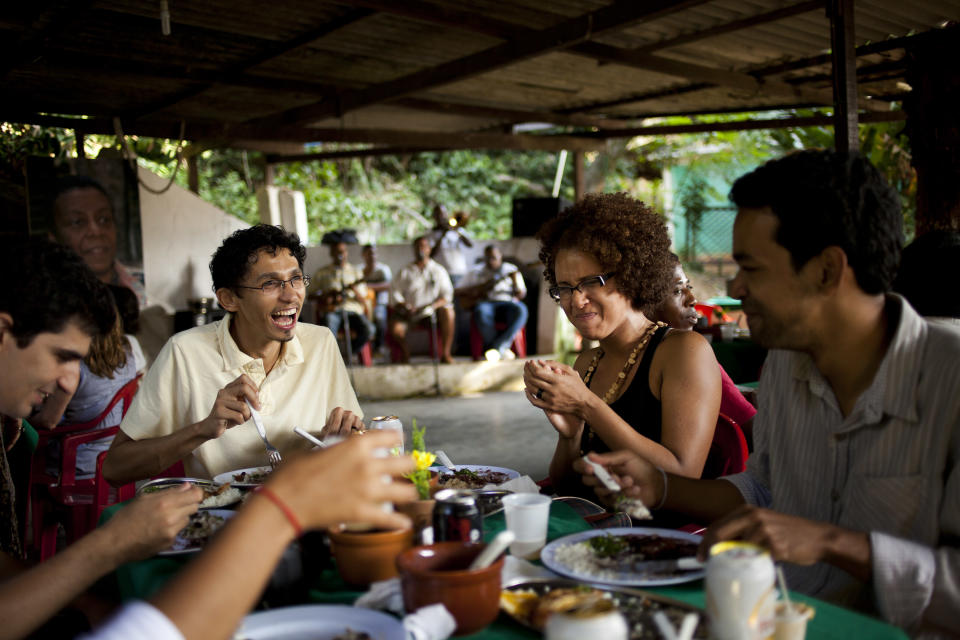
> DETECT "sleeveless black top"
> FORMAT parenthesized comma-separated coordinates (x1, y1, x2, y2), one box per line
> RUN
(579, 325, 670, 455)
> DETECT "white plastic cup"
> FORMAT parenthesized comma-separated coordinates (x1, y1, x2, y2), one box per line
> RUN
(501, 493, 551, 560)
(545, 610, 628, 640)
(719, 323, 737, 342)
(774, 602, 813, 640)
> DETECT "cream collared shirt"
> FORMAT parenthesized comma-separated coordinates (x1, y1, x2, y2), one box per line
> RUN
(119, 315, 361, 479)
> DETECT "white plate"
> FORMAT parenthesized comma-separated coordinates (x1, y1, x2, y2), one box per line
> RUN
(430, 464, 520, 483)
(540, 527, 705, 587)
(213, 465, 273, 488)
(234, 604, 405, 640)
(160, 509, 235, 556)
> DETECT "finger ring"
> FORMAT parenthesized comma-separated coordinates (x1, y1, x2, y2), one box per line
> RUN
(534, 388, 544, 400)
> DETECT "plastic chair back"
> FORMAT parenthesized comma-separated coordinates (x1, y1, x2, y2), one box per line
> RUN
(701, 412, 750, 480)
(30, 374, 142, 559)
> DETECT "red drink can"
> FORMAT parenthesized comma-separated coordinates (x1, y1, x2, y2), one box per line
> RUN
(432, 489, 483, 543)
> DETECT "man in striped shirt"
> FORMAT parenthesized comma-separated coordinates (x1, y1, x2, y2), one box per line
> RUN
(578, 150, 959, 637)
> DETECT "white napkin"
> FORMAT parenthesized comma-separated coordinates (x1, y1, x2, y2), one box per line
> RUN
(501, 555, 559, 585)
(355, 578, 404, 614)
(483, 474, 541, 494)
(354, 579, 456, 640)
(403, 604, 457, 640)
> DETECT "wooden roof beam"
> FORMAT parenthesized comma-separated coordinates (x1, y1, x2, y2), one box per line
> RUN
(0, 112, 603, 152)
(264, 147, 445, 163)
(250, 0, 708, 128)
(569, 41, 887, 111)
(132, 8, 374, 119)
(633, 0, 826, 53)
(561, 32, 924, 116)
(581, 109, 905, 138)
(389, 97, 632, 129)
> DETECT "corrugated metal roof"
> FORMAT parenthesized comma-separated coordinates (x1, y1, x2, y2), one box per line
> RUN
(1, 0, 956, 152)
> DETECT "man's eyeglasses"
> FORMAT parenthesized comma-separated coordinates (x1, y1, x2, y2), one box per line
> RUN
(549, 272, 616, 302)
(235, 275, 311, 295)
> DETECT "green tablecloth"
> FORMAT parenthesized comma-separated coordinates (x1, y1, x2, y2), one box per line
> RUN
(107, 500, 906, 640)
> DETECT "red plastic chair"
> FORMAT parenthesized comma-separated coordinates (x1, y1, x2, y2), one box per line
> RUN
(695, 303, 733, 327)
(29, 375, 142, 559)
(385, 310, 440, 363)
(701, 412, 750, 480)
(469, 321, 527, 360)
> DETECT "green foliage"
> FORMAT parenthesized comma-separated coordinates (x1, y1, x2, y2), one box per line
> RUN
(411, 418, 426, 452)
(0, 113, 917, 243)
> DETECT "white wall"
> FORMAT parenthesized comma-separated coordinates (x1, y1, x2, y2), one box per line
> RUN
(138, 167, 249, 313)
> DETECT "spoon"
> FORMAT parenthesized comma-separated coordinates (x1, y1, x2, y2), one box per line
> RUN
(294, 427, 326, 448)
(436, 450, 457, 472)
(468, 530, 516, 570)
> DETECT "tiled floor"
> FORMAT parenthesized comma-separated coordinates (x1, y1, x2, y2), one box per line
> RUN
(360, 390, 555, 481)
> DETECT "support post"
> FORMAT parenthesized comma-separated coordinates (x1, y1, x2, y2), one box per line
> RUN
(187, 155, 199, 194)
(75, 130, 86, 159)
(828, 0, 859, 152)
(574, 151, 585, 201)
(904, 26, 960, 233)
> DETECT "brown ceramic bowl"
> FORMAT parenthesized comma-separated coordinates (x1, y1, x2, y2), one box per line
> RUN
(328, 526, 414, 587)
(396, 542, 505, 636)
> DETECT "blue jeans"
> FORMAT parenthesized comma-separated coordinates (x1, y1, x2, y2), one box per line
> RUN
(472, 300, 528, 354)
(320, 310, 374, 351)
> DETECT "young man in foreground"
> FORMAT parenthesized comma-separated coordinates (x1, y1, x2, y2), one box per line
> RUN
(577, 150, 959, 636)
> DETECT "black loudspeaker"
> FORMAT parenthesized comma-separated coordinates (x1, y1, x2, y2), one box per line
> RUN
(511, 197, 570, 237)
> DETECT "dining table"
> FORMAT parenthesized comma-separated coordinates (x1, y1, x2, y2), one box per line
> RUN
(104, 497, 908, 640)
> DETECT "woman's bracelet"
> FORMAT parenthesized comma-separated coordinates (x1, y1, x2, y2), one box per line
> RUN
(654, 467, 669, 511)
(256, 486, 303, 538)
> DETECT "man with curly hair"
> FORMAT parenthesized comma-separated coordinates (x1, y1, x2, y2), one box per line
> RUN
(104, 225, 364, 484)
(577, 151, 960, 636)
(524, 192, 721, 496)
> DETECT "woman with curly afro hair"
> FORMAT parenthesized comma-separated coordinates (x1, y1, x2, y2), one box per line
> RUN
(523, 193, 720, 496)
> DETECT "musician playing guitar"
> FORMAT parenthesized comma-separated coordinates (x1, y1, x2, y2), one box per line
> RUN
(455, 245, 528, 361)
(308, 241, 374, 353)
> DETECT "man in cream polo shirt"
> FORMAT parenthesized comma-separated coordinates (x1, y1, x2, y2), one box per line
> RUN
(103, 225, 364, 483)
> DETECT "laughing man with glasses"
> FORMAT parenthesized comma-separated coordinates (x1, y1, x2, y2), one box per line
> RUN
(103, 225, 365, 485)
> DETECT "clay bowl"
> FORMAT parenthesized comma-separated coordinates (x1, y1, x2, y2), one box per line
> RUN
(396, 541, 505, 636)
(328, 526, 414, 587)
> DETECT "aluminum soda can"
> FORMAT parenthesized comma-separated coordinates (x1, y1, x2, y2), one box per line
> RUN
(432, 489, 483, 543)
(368, 415, 404, 454)
(705, 541, 776, 640)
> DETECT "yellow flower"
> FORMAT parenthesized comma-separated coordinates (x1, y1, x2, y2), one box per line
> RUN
(412, 450, 436, 471)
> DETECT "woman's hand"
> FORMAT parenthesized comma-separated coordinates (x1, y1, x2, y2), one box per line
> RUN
(523, 359, 593, 418)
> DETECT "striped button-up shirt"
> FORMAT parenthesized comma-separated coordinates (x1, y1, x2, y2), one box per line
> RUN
(725, 295, 960, 636)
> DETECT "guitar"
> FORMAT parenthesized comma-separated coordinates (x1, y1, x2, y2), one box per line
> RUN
(310, 275, 371, 316)
(455, 261, 541, 311)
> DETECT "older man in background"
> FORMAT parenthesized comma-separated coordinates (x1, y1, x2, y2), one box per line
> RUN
(50, 175, 146, 307)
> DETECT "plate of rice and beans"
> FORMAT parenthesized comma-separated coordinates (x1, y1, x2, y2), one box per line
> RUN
(540, 528, 705, 587)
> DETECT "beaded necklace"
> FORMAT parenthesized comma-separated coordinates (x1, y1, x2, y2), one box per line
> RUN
(579, 320, 665, 453)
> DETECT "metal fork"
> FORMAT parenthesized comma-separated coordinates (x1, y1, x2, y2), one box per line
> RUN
(246, 399, 282, 468)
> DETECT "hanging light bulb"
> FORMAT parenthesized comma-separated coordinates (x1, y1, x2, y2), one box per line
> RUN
(160, 0, 171, 36)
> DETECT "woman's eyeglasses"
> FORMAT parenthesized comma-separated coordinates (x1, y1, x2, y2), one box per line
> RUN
(235, 275, 311, 295)
(549, 272, 615, 302)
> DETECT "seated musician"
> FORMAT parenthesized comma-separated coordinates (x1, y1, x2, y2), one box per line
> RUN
(456, 245, 528, 361)
(308, 240, 374, 355)
(103, 225, 364, 485)
(387, 236, 455, 364)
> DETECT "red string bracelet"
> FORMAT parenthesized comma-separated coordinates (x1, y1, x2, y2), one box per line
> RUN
(255, 486, 303, 538)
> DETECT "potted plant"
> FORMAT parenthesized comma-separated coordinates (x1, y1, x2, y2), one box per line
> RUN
(397, 420, 438, 535)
